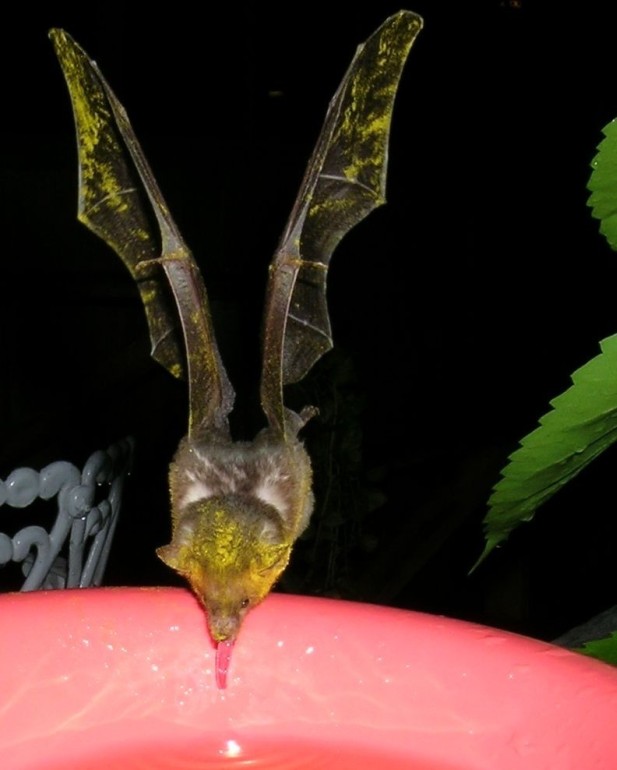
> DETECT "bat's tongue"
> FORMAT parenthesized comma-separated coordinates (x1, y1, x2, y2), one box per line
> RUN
(215, 640, 235, 689)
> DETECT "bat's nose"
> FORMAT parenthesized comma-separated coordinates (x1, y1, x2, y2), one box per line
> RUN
(210, 613, 240, 643)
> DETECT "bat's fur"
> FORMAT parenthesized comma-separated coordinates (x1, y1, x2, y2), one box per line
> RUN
(159, 429, 313, 641)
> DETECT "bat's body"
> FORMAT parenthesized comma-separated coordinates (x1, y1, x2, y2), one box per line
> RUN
(164, 427, 313, 641)
(50, 12, 422, 684)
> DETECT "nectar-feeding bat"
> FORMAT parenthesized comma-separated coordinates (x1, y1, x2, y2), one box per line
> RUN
(50, 11, 422, 685)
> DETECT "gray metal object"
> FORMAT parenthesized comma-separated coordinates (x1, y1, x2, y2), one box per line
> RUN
(0, 438, 133, 590)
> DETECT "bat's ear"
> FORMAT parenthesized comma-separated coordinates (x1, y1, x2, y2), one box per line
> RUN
(254, 544, 291, 577)
(156, 544, 182, 570)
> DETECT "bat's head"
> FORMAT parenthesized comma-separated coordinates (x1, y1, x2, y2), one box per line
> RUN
(157, 495, 292, 643)
(191, 560, 288, 643)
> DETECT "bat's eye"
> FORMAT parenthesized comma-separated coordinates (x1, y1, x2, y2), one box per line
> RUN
(240, 598, 250, 609)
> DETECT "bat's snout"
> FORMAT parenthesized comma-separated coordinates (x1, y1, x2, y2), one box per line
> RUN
(208, 611, 242, 643)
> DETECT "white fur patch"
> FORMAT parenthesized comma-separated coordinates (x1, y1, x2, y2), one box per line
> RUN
(180, 480, 213, 507)
(254, 482, 288, 515)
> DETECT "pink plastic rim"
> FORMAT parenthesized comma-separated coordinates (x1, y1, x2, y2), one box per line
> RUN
(1, 587, 617, 769)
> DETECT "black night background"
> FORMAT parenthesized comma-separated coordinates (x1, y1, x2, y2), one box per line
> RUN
(1, 1, 616, 645)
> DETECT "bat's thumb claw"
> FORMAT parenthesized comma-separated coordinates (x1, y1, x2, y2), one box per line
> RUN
(299, 405, 319, 425)
(285, 405, 318, 436)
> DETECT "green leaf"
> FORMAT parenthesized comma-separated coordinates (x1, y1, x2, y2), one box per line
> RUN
(589, 118, 617, 251)
(575, 631, 617, 666)
(474, 333, 617, 568)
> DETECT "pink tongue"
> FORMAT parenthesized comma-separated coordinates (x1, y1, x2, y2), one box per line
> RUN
(215, 640, 235, 689)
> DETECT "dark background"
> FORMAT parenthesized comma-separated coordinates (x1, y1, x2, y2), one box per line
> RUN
(1, 1, 616, 642)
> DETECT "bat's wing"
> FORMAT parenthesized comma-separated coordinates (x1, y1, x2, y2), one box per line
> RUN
(50, 30, 234, 436)
(260, 11, 423, 441)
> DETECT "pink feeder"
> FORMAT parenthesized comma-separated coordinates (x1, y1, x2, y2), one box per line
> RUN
(1, 587, 616, 769)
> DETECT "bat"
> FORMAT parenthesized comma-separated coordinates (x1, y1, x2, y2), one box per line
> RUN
(50, 11, 422, 687)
